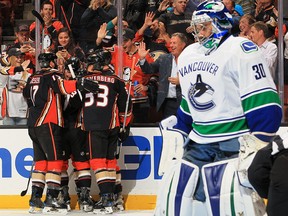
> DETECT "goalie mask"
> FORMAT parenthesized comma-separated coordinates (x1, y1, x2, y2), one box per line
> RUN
(38, 53, 57, 68)
(87, 49, 112, 71)
(191, 0, 233, 52)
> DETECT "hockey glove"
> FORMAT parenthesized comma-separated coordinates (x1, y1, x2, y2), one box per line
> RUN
(118, 125, 130, 142)
(76, 78, 99, 94)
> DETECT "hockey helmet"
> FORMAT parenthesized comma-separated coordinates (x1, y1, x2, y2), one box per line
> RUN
(191, 1, 233, 49)
(38, 53, 57, 68)
(87, 49, 112, 71)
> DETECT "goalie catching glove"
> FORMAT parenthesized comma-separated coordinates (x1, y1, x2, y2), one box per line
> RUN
(76, 77, 99, 94)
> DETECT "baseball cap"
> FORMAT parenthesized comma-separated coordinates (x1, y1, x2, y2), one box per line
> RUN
(16, 24, 29, 32)
(122, 28, 135, 41)
(8, 48, 25, 57)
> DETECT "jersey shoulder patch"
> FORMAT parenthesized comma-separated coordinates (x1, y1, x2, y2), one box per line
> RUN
(240, 41, 258, 53)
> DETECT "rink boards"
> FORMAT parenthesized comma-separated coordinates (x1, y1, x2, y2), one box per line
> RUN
(0, 127, 163, 210)
(0, 126, 287, 210)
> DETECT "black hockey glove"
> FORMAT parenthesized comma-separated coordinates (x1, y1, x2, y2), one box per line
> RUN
(118, 125, 130, 142)
(76, 77, 99, 94)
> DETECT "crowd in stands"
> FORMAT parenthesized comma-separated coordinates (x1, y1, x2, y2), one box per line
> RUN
(0, 0, 287, 125)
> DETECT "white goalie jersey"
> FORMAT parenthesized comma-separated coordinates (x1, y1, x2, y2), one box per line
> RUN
(177, 35, 281, 144)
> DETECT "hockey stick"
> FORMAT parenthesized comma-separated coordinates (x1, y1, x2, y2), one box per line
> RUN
(116, 56, 136, 159)
(31, 9, 50, 52)
(20, 161, 34, 196)
(68, 64, 83, 101)
(32, 9, 44, 25)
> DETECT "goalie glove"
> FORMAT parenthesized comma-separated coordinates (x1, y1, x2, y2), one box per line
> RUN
(76, 77, 99, 94)
(237, 134, 268, 188)
(118, 124, 130, 143)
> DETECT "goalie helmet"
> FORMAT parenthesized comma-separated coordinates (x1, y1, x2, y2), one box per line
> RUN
(38, 53, 57, 68)
(191, 0, 233, 51)
(87, 49, 112, 71)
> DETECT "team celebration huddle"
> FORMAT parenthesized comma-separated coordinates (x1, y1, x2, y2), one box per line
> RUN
(0, 0, 287, 215)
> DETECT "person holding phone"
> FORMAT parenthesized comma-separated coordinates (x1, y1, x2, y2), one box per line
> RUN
(8, 24, 36, 72)
(54, 27, 85, 74)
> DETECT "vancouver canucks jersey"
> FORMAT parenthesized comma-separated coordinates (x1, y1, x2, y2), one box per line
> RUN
(177, 35, 282, 144)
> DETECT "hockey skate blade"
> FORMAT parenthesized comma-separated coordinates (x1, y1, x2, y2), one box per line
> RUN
(42, 206, 68, 215)
(28, 206, 43, 214)
(93, 206, 113, 214)
(67, 204, 71, 212)
(80, 204, 93, 212)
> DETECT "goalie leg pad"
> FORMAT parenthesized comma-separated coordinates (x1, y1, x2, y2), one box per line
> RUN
(202, 158, 266, 216)
(158, 116, 186, 176)
(154, 159, 199, 216)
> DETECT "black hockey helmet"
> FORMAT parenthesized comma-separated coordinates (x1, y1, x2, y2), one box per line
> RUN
(65, 57, 81, 72)
(38, 53, 57, 68)
(87, 49, 111, 71)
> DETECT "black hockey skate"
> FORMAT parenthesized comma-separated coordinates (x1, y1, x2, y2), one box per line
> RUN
(61, 186, 71, 211)
(43, 193, 68, 215)
(28, 186, 44, 213)
(93, 193, 114, 215)
(114, 193, 124, 211)
(78, 187, 94, 212)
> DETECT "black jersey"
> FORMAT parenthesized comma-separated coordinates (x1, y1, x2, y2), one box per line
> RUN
(23, 69, 77, 127)
(81, 69, 132, 131)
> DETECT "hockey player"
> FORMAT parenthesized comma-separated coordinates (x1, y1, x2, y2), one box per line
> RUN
(81, 49, 132, 214)
(154, 1, 282, 215)
(23, 52, 99, 214)
(60, 57, 94, 212)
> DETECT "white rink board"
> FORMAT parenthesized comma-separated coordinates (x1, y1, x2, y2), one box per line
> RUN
(0, 127, 163, 196)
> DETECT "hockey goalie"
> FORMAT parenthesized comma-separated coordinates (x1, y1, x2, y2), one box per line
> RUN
(153, 1, 282, 216)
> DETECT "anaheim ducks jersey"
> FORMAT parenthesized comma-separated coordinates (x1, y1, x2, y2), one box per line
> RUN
(81, 69, 132, 131)
(110, 45, 154, 103)
(177, 35, 282, 144)
(0, 66, 32, 118)
(23, 69, 77, 127)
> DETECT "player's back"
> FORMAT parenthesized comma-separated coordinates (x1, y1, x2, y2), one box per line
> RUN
(81, 70, 129, 131)
(23, 70, 75, 127)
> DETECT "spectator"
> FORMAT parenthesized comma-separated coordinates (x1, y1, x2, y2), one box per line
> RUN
(54, 27, 85, 73)
(122, 0, 147, 31)
(60, 0, 90, 45)
(138, 32, 187, 119)
(234, 0, 255, 15)
(107, 27, 155, 123)
(223, 0, 244, 35)
(0, 48, 32, 126)
(80, 0, 117, 53)
(96, 16, 129, 48)
(250, 21, 278, 80)
(254, 0, 278, 38)
(158, 0, 194, 44)
(29, 0, 64, 46)
(0, 0, 14, 37)
(8, 24, 36, 72)
(135, 12, 171, 59)
(238, 14, 256, 38)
